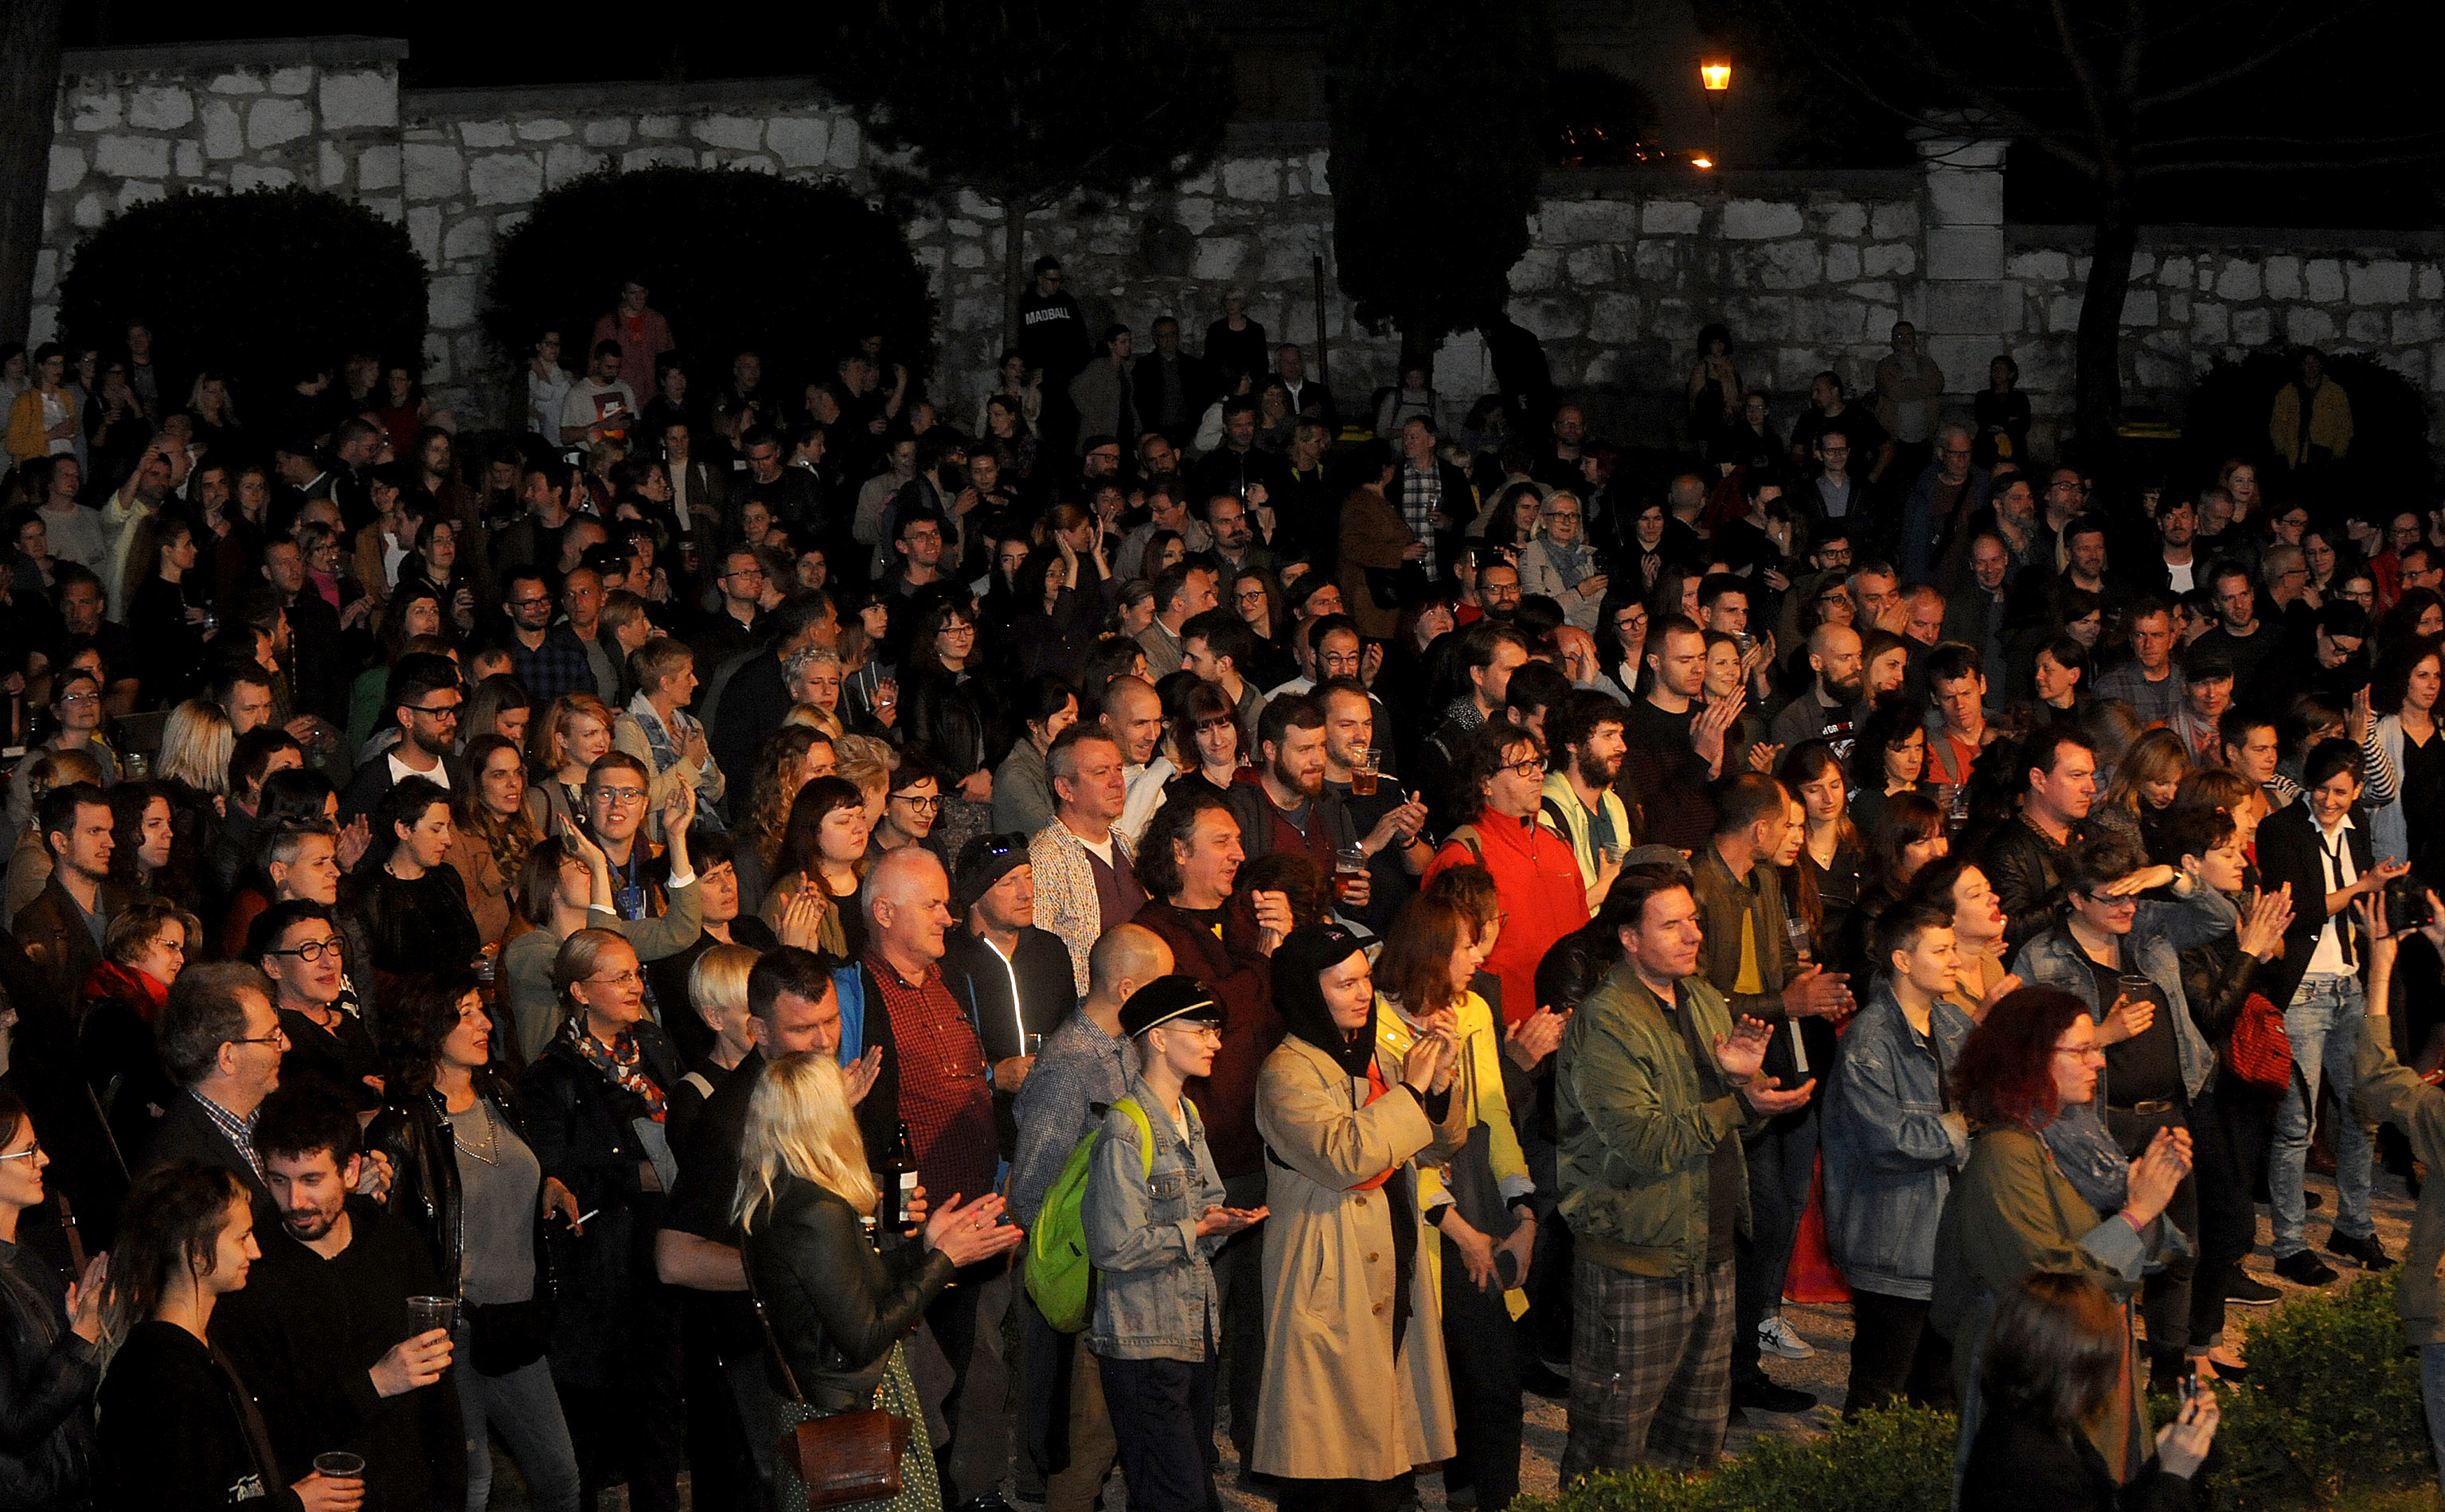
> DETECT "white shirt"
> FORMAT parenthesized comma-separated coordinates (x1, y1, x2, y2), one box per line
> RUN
(388, 749, 451, 791)
(2306, 811, 2360, 977)
(1118, 757, 1175, 851)
(2165, 556, 2195, 593)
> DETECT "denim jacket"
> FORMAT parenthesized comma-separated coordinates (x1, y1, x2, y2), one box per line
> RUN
(1820, 983, 1974, 1299)
(1081, 1075, 1228, 1361)
(2010, 881, 2237, 1104)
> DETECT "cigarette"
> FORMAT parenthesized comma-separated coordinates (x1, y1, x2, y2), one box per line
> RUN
(572, 1209, 599, 1227)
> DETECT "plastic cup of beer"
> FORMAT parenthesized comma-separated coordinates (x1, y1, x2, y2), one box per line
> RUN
(407, 1295, 457, 1336)
(314, 1451, 366, 1483)
(1352, 748, 1381, 795)
(1335, 847, 1369, 904)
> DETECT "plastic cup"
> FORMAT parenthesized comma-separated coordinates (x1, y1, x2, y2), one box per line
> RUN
(313, 1451, 365, 1481)
(1351, 748, 1381, 796)
(1334, 847, 1369, 904)
(406, 1295, 457, 1336)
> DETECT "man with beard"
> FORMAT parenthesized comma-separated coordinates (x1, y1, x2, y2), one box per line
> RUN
(1769, 623, 1865, 760)
(1318, 677, 1432, 931)
(1541, 689, 1636, 905)
(340, 653, 462, 822)
(211, 1089, 460, 1511)
(1624, 617, 1740, 850)
(1221, 693, 1355, 884)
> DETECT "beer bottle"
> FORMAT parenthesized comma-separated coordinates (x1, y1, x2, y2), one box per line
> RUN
(884, 1121, 919, 1232)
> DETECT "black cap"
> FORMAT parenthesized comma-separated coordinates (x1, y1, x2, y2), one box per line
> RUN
(952, 833, 1032, 910)
(2182, 644, 2234, 684)
(1120, 975, 1226, 1037)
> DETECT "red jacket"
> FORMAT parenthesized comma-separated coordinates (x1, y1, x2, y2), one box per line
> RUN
(1131, 896, 1283, 1179)
(1427, 806, 1589, 1026)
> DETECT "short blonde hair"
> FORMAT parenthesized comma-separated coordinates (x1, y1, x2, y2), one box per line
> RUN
(833, 733, 898, 807)
(156, 699, 235, 797)
(550, 927, 634, 1029)
(734, 1052, 877, 1230)
(689, 942, 759, 1036)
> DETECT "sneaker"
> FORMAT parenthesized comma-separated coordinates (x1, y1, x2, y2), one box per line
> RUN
(1732, 1377, 1818, 1414)
(2328, 1229, 2396, 1271)
(2274, 1250, 2339, 1286)
(1757, 1315, 1816, 1360)
(2224, 1272, 2282, 1306)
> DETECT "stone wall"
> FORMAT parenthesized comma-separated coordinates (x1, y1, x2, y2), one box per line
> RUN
(31, 36, 2443, 459)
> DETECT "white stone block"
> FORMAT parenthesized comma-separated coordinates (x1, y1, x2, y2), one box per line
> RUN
(94, 135, 172, 179)
(1642, 201, 1701, 235)
(363, 196, 400, 224)
(1565, 245, 1615, 285)
(2349, 260, 2412, 305)
(442, 214, 493, 261)
(48, 145, 85, 193)
(197, 98, 242, 159)
(1190, 236, 1246, 280)
(639, 114, 681, 139)
(470, 152, 545, 205)
(421, 332, 452, 381)
(2395, 307, 2443, 345)
(1824, 243, 1861, 283)
(129, 84, 194, 130)
(403, 143, 465, 201)
(2345, 310, 2386, 344)
(2285, 307, 2337, 344)
(1632, 240, 1678, 281)
(2157, 256, 2192, 288)
(723, 154, 779, 174)
(1174, 197, 1213, 236)
(1924, 225, 2002, 280)
(1865, 243, 1917, 278)
(460, 120, 514, 148)
(2127, 253, 2156, 283)
(359, 144, 400, 191)
(1508, 247, 1560, 292)
(1591, 291, 1639, 335)
(2421, 268, 2444, 300)
(2263, 256, 2302, 299)
(1821, 202, 1867, 239)
(2213, 262, 2261, 301)
(228, 164, 293, 191)
(2124, 291, 2158, 326)
(267, 66, 312, 96)
(208, 72, 265, 96)
(518, 117, 573, 140)
(1925, 168, 2002, 225)
(545, 143, 606, 188)
(1221, 158, 1281, 201)
(2232, 307, 2275, 346)
(115, 180, 166, 212)
(826, 120, 862, 171)
(1757, 239, 1822, 289)
(318, 139, 348, 189)
(2303, 259, 2345, 303)
(1870, 202, 1920, 240)
(72, 193, 108, 229)
(955, 186, 1004, 221)
(583, 119, 632, 147)
(1540, 199, 1636, 243)
(1924, 282, 2015, 331)
(247, 97, 314, 150)
(2193, 302, 2229, 345)
(2006, 248, 2068, 280)
(1722, 200, 1803, 239)
(622, 146, 696, 171)
(68, 89, 122, 131)
(174, 141, 201, 178)
(319, 69, 395, 129)
(430, 275, 479, 330)
(768, 116, 832, 168)
(406, 206, 443, 266)
(693, 115, 764, 150)
(952, 240, 986, 269)
(26, 304, 57, 345)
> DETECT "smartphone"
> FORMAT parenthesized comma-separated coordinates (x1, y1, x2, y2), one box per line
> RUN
(1494, 1248, 1521, 1290)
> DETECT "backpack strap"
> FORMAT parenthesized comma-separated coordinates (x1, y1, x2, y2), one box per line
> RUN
(680, 1070, 716, 1103)
(1539, 795, 1572, 837)
(1111, 1096, 1158, 1179)
(1445, 825, 1486, 865)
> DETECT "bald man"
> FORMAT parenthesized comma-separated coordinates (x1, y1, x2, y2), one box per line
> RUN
(1007, 922, 1176, 1512)
(1769, 623, 1865, 759)
(1102, 674, 1172, 850)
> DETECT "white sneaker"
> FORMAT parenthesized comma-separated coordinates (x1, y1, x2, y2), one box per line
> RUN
(1758, 1315, 1815, 1360)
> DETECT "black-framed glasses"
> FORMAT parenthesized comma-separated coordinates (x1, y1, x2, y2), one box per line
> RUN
(407, 703, 462, 721)
(266, 937, 342, 962)
(891, 791, 943, 811)
(231, 1028, 289, 1049)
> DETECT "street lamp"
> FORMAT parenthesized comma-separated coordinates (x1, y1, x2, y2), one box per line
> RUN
(1699, 58, 1732, 170)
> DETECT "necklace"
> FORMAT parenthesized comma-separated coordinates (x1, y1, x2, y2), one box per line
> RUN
(452, 1098, 502, 1166)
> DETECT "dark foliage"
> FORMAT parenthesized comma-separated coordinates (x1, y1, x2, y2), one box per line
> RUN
(483, 166, 935, 397)
(57, 186, 427, 397)
(1542, 66, 1665, 168)
(1328, 0, 1553, 369)
(2188, 350, 2432, 503)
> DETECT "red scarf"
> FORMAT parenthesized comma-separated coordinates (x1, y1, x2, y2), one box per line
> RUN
(88, 961, 170, 1023)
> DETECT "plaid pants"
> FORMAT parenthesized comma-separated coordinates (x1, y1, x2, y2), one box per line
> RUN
(1561, 1256, 1736, 1475)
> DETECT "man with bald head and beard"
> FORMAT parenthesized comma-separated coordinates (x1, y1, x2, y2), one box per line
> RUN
(1770, 623, 1865, 760)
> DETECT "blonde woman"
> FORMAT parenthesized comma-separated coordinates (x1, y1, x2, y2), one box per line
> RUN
(834, 732, 899, 830)
(735, 1053, 1021, 1512)
(1515, 489, 1609, 631)
(673, 941, 761, 1134)
(782, 643, 849, 740)
(2091, 727, 2189, 859)
(523, 692, 616, 834)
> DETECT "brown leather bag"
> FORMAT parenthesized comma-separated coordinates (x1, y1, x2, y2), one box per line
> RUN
(748, 1256, 913, 1510)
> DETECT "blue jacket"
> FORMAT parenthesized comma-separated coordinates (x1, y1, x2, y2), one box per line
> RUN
(1081, 1076, 1228, 1362)
(2010, 881, 2236, 1104)
(1821, 983, 1974, 1299)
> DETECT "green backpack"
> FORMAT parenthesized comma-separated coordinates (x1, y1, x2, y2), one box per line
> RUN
(1025, 1096, 1186, 1333)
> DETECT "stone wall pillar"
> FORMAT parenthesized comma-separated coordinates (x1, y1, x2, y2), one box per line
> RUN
(1912, 115, 2013, 408)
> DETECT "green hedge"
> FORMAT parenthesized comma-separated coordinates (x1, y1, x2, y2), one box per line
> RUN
(1515, 1274, 2433, 1512)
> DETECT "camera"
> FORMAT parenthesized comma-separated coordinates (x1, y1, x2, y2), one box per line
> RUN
(2384, 873, 2435, 935)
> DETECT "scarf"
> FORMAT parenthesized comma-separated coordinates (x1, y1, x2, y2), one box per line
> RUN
(564, 1017, 667, 1122)
(1541, 536, 1594, 589)
(2037, 1101, 2129, 1216)
(88, 959, 170, 1022)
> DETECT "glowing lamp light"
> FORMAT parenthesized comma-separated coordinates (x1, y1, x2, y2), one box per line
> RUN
(1692, 156, 1716, 170)
(1701, 61, 1732, 92)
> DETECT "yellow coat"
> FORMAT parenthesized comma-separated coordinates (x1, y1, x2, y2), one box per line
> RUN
(1252, 1025, 1465, 1480)
(1383, 991, 1533, 1319)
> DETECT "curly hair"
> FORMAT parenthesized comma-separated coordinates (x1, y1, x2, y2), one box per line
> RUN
(1134, 787, 1235, 901)
(1952, 985, 2093, 1129)
(743, 725, 825, 873)
(379, 969, 486, 1096)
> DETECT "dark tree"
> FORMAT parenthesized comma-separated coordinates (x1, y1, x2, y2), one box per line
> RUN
(1732, 0, 2445, 451)
(1328, 0, 1554, 374)
(815, 0, 1234, 346)
(0, 0, 66, 343)
(1543, 65, 1663, 169)
(57, 186, 424, 404)
(484, 166, 935, 400)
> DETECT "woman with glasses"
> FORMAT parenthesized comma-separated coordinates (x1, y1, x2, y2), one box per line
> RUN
(1422, 725, 1588, 1038)
(2302, 525, 2361, 610)
(903, 599, 1010, 860)
(0, 1082, 106, 1510)
(350, 775, 481, 977)
(1516, 489, 1607, 632)
(1232, 568, 1297, 690)
(1588, 587, 1647, 701)
(522, 927, 685, 1512)
(1931, 986, 2194, 1488)
(369, 971, 584, 1512)
(873, 750, 946, 858)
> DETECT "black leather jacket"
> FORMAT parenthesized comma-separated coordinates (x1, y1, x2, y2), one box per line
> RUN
(365, 1072, 547, 1299)
(742, 1173, 954, 1413)
(1982, 815, 2086, 962)
(902, 665, 1007, 783)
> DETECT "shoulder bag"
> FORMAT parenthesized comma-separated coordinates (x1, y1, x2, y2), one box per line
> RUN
(746, 1251, 912, 1510)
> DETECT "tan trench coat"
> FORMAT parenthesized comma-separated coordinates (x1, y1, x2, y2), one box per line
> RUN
(1251, 1025, 1467, 1480)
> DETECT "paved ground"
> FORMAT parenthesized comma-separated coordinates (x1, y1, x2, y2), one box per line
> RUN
(514, 1164, 2417, 1510)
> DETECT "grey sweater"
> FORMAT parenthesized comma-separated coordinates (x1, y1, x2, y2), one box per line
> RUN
(1007, 1009, 1139, 1228)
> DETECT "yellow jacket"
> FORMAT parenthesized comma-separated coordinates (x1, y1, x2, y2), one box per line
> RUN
(2270, 377, 2353, 466)
(1380, 990, 1533, 1316)
(6, 388, 60, 463)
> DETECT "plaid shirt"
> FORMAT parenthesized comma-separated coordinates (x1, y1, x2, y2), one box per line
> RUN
(511, 627, 595, 706)
(865, 951, 1001, 1206)
(191, 1087, 267, 1186)
(1399, 461, 1443, 580)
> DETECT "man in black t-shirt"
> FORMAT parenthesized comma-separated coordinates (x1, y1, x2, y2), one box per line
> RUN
(1787, 371, 1893, 486)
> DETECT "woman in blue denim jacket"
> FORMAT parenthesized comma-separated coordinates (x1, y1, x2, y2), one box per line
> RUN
(1822, 902, 1976, 1415)
(1081, 977, 1267, 1512)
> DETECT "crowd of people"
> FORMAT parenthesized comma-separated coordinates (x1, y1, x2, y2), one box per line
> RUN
(0, 271, 2438, 1512)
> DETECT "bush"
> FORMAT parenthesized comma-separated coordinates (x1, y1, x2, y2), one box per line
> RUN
(483, 166, 935, 405)
(57, 186, 428, 409)
(2205, 1271, 2431, 1510)
(1511, 1403, 1955, 1512)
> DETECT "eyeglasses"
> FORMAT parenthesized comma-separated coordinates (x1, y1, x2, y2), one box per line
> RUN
(59, 691, 100, 706)
(587, 970, 645, 988)
(231, 1028, 290, 1049)
(891, 791, 943, 811)
(1544, 510, 1581, 522)
(407, 703, 462, 721)
(592, 787, 647, 805)
(2052, 1041, 2106, 1062)
(509, 596, 552, 610)
(1507, 756, 1549, 779)
(0, 1141, 42, 1162)
(267, 936, 342, 962)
